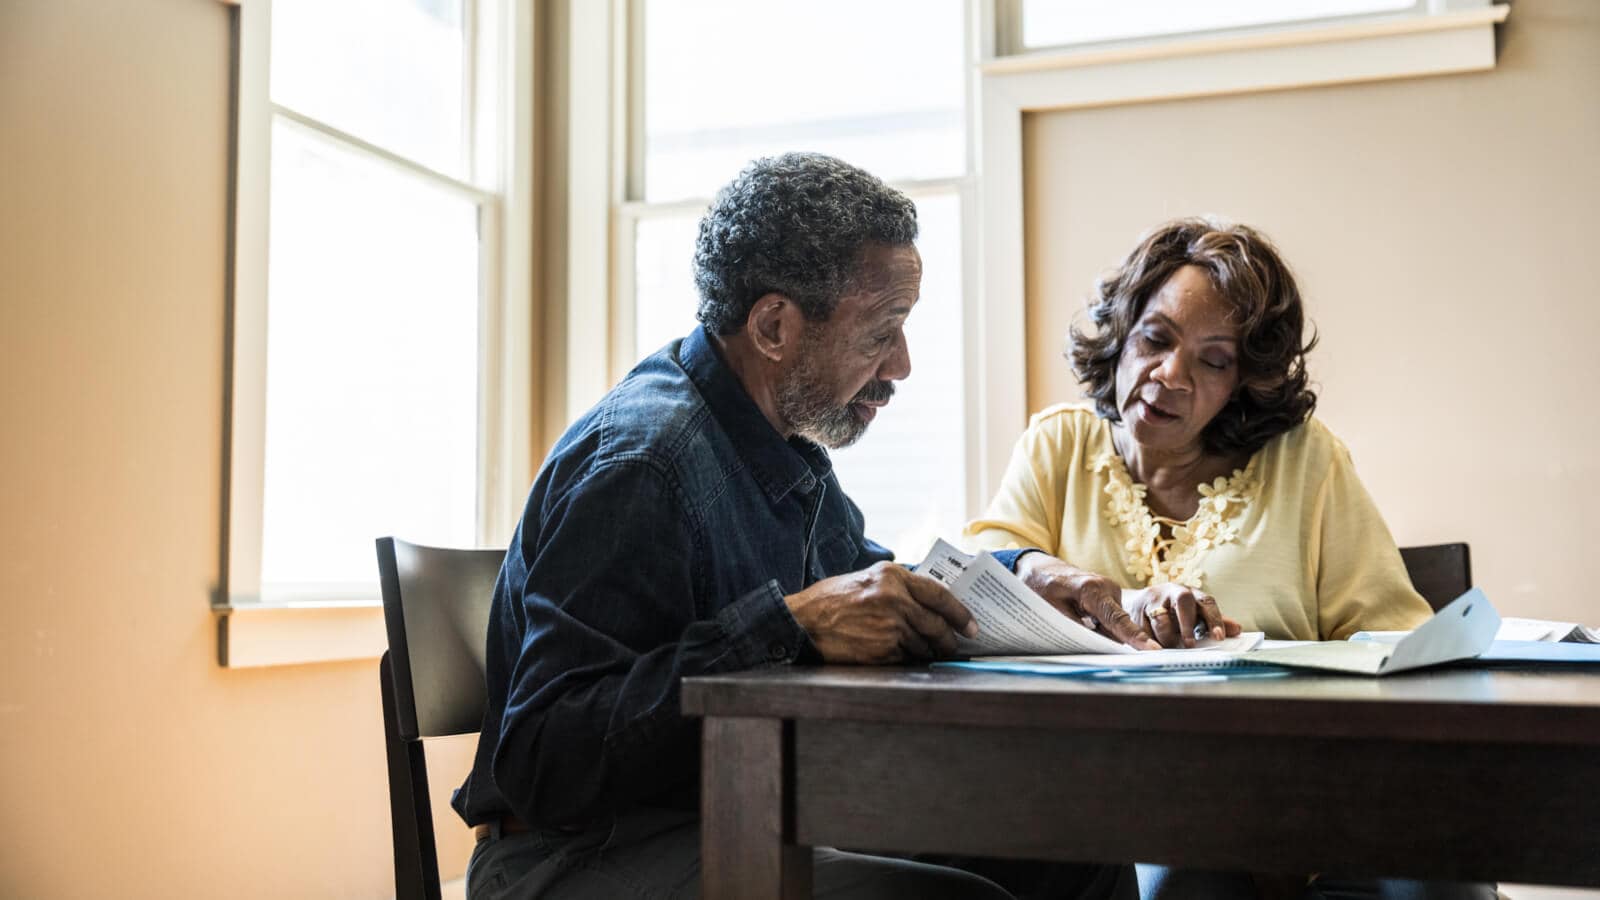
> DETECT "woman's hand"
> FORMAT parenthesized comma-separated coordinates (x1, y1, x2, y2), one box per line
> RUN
(1015, 552, 1159, 650)
(1123, 583, 1242, 648)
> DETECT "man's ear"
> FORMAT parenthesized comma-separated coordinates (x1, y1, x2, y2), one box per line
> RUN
(745, 292, 805, 363)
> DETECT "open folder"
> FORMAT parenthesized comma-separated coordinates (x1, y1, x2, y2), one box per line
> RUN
(1244, 588, 1500, 675)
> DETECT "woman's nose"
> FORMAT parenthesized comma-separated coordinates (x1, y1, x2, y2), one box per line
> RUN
(1151, 352, 1189, 389)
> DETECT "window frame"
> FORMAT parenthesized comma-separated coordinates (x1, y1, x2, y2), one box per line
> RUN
(217, 0, 535, 666)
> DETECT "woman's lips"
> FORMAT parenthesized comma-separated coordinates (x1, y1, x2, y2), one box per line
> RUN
(1136, 399, 1179, 424)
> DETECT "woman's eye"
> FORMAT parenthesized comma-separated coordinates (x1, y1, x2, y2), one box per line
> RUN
(1203, 358, 1233, 371)
(1139, 332, 1168, 349)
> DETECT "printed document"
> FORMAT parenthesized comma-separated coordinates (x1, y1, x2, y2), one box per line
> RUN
(917, 540, 1128, 656)
(916, 539, 1262, 659)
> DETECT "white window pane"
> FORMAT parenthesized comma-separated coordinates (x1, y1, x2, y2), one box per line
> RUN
(633, 213, 704, 362)
(630, 192, 966, 560)
(271, 0, 466, 176)
(1022, 0, 1414, 49)
(261, 119, 480, 592)
(643, 0, 965, 202)
(830, 192, 965, 561)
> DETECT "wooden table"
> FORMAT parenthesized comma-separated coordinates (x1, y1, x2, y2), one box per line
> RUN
(682, 665, 1600, 900)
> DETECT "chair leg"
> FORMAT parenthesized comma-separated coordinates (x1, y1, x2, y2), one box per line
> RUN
(382, 652, 443, 900)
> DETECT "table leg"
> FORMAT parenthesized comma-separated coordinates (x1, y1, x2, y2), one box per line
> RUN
(701, 716, 811, 900)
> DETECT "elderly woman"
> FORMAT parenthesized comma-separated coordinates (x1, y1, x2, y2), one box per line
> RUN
(967, 216, 1430, 646)
(966, 217, 1491, 900)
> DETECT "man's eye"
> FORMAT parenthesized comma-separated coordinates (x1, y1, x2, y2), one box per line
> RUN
(871, 334, 893, 348)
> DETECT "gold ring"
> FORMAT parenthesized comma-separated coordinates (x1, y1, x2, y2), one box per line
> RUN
(1147, 607, 1170, 619)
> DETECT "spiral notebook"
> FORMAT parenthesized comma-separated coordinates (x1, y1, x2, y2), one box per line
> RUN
(976, 638, 1267, 671)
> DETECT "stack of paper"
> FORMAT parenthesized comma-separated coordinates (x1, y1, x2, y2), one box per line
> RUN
(1353, 616, 1600, 645)
(1494, 617, 1600, 644)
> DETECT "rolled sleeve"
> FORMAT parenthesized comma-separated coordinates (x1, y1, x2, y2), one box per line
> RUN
(989, 547, 1044, 573)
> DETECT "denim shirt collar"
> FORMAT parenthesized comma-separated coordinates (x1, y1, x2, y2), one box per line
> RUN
(679, 326, 832, 505)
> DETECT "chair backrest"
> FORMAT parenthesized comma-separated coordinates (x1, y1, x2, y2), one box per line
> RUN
(375, 536, 503, 900)
(1398, 542, 1472, 612)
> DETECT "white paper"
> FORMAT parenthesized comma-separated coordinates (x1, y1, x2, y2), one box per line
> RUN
(1353, 615, 1600, 646)
(1496, 616, 1600, 644)
(916, 539, 1130, 656)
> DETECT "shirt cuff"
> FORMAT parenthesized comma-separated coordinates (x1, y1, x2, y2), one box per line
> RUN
(714, 579, 812, 668)
(989, 547, 1044, 573)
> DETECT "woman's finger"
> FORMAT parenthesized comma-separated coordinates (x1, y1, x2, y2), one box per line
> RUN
(1193, 592, 1229, 641)
(1172, 591, 1201, 648)
(1082, 579, 1158, 649)
(1146, 602, 1180, 648)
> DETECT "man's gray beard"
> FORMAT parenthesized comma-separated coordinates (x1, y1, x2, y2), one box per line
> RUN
(774, 355, 868, 449)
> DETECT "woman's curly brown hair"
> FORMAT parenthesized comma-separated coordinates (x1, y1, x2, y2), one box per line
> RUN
(1069, 217, 1318, 456)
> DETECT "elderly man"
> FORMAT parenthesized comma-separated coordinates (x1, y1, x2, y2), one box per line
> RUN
(454, 154, 1131, 899)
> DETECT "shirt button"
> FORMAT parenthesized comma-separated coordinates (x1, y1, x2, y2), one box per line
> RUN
(767, 642, 788, 661)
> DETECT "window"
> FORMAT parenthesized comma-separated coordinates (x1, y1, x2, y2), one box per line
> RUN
(622, 0, 973, 558)
(225, 0, 532, 610)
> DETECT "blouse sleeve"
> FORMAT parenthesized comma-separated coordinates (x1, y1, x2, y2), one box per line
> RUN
(964, 418, 1063, 555)
(1312, 438, 1434, 639)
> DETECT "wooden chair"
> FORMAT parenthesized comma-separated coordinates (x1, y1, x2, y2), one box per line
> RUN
(376, 537, 503, 900)
(1398, 542, 1472, 612)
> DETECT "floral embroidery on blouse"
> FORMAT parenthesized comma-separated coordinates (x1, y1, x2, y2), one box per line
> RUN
(1091, 450, 1259, 590)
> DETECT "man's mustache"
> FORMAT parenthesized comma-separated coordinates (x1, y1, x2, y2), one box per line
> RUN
(852, 380, 895, 405)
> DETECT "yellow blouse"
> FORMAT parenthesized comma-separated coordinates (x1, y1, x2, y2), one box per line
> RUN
(964, 403, 1431, 640)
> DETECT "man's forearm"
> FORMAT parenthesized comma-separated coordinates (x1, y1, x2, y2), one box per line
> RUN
(494, 582, 807, 825)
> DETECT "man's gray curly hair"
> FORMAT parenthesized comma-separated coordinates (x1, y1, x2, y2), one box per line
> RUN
(693, 153, 919, 335)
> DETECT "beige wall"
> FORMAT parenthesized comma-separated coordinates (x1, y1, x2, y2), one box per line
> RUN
(1023, 0, 1600, 624)
(0, 1, 474, 896)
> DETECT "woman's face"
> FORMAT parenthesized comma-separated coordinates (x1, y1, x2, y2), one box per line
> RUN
(1113, 264, 1242, 456)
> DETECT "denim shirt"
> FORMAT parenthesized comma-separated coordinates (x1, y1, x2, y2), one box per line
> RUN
(453, 326, 896, 829)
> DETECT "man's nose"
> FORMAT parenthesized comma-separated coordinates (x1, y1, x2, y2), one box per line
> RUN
(879, 330, 912, 382)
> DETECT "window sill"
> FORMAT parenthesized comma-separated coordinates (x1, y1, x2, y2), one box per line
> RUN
(981, 5, 1509, 78)
(215, 600, 387, 668)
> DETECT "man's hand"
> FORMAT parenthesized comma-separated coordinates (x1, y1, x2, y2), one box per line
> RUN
(1014, 552, 1159, 650)
(1123, 583, 1242, 648)
(785, 562, 978, 664)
